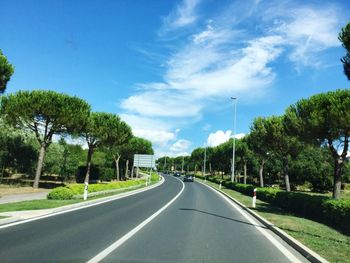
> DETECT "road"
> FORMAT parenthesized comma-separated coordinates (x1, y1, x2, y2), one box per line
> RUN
(0, 175, 308, 262)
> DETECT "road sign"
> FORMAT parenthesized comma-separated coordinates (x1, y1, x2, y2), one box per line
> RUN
(133, 154, 155, 168)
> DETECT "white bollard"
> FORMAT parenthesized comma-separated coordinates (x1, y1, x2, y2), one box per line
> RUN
(252, 188, 257, 208)
(219, 181, 222, 189)
(83, 182, 88, 201)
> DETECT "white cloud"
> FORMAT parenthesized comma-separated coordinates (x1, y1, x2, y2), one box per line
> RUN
(161, 0, 200, 33)
(265, 4, 342, 67)
(207, 131, 246, 147)
(207, 130, 232, 147)
(120, 1, 345, 156)
(170, 139, 191, 152)
(233, 133, 246, 140)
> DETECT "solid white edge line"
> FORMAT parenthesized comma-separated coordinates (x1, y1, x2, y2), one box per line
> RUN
(87, 177, 185, 263)
(198, 181, 302, 263)
(0, 177, 165, 230)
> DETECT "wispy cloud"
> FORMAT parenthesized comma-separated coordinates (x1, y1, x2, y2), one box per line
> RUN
(120, 1, 345, 157)
(160, 0, 200, 34)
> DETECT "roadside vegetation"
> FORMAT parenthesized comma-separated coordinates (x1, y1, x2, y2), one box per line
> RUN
(198, 178, 350, 263)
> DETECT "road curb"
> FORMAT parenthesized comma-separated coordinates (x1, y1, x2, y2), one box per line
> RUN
(0, 176, 164, 228)
(198, 180, 328, 263)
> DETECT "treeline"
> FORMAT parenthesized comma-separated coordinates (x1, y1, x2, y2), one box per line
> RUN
(158, 89, 350, 199)
(159, 22, 350, 200)
(0, 51, 153, 188)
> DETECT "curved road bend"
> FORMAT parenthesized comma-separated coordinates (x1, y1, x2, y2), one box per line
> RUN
(0, 175, 309, 262)
(0, 176, 182, 263)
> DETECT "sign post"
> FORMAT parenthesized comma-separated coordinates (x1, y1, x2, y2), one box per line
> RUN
(133, 154, 156, 186)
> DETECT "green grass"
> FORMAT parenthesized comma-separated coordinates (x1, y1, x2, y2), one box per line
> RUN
(0, 180, 155, 213)
(0, 199, 80, 212)
(200, 179, 350, 263)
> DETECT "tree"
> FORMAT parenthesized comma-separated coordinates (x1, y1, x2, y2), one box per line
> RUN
(0, 50, 14, 94)
(284, 89, 350, 199)
(119, 137, 153, 178)
(105, 121, 132, 181)
(235, 137, 253, 184)
(339, 22, 350, 80)
(247, 117, 271, 187)
(263, 115, 301, 191)
(82, 112, 132, 183)
(0, 90, 90, 188)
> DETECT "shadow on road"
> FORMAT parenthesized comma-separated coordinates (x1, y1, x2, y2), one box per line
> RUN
(179, 208, 267, 229)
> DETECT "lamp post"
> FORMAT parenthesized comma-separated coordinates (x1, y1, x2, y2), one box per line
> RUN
(203, 145, 207, 181)
(231, 97, 237, 182)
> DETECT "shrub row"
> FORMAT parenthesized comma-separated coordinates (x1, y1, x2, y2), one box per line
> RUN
(47, 179, 146, 200)
(196, 175, 350, 233)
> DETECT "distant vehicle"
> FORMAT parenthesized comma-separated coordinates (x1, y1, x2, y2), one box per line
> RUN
(183, 175, 194, 182)
(173, 172, 181, 177)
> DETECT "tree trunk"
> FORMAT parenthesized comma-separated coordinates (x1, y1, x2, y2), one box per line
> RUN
(84, 147, 94, 184)
(283, 157, 291, 192)
(333, 159, 343, 199)
(33, 144, 47, 188)
(114, 153, 121, 181)
(125, 159, 129, 179)
(259, 159, 264, 187)
(194, 164, 197, 175)
(209, 163, 212, 175)
(243, 161, 247, 185)
(131, 165, 134, 178)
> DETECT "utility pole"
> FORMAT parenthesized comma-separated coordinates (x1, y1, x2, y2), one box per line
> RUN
(231, 97, 237, 182)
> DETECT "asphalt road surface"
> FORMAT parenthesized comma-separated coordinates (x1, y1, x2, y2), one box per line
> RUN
(0, 175, 308, 262)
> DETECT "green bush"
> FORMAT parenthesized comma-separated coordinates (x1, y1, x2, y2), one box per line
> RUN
(100, 168, 115, 181)
(323, 199, 350, 232)
(47, 187, 74, 200)
(196, 174, 350, 233)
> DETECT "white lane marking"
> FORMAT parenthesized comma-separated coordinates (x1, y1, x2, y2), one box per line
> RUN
(199, 182, 302, 263)
(0, 178, 165, 230)
(87, 177, 185, 263)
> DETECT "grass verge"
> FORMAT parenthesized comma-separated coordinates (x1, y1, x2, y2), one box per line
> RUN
(199, 179, 350, 263)
(0, 178, 161, 213)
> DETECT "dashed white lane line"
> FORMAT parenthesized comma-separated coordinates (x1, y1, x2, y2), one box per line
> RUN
(87, 177, 185, 263)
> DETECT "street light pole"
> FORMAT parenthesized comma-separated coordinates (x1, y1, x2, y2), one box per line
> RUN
(163, 157, 167, 173)
(203, 145, 207, 180)
(231, 97, 237, 183)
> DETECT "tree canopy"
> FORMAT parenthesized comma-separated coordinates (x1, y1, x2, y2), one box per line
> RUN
(0, 50, 14, 94)
(284, 89, 350, 198)
(339, 22, 350, 80)
(0, 90, 91, 187)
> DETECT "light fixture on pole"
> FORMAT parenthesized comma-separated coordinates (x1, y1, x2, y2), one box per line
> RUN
(231, 97, 237, 183)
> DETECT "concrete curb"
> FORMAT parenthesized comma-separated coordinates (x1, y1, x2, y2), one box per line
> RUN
(0, 176, 164, 228)
(199, 180, 328, 263)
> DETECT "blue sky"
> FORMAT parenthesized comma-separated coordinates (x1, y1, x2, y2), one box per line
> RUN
(1, 0, 349, 157)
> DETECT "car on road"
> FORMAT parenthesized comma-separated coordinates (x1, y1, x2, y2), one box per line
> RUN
(183, 175, 194, 182)
(173, 172, 181, 177)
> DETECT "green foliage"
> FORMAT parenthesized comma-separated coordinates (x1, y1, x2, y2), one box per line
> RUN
(200, 175, 350, 233)
(323, 199, 350, 232)
(66, 180, 145, 195)
(99, 167, 115, 181)
(0, 49, 14, 94)
(47, 187, 74, 200)
(289, 146, 333, 192)
(339, 22, 350, 80)
(0, 90, 91, 141)
(76, 165, 100, 183)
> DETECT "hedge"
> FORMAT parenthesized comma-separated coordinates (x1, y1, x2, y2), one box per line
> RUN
(47, 179, 146, 200)
(196, 174, 350, 233)
(47, 187, 74, 200)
